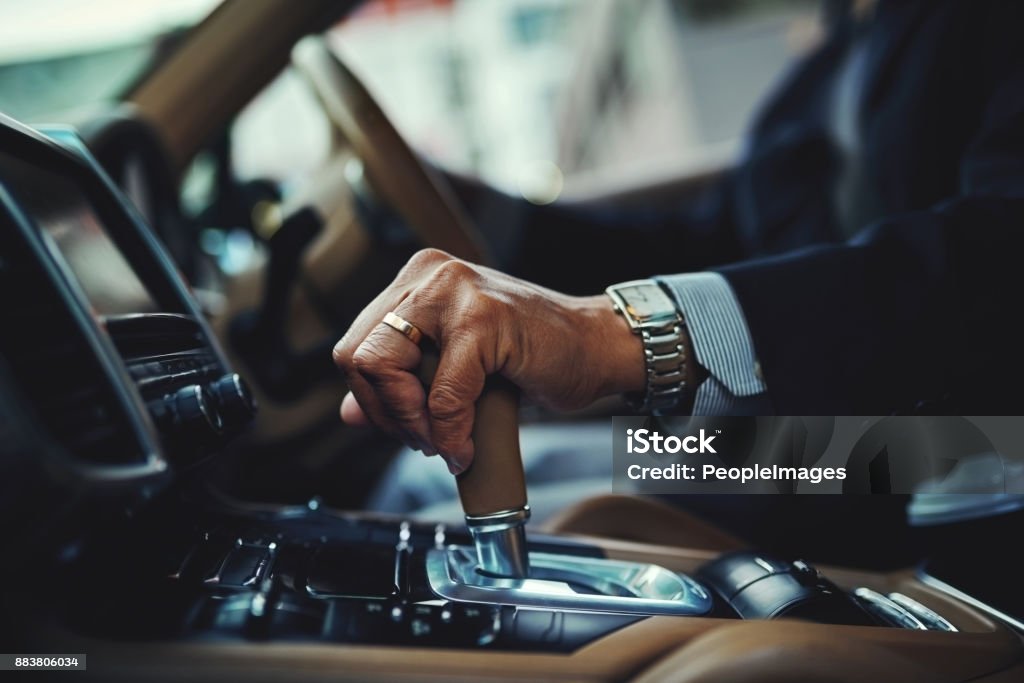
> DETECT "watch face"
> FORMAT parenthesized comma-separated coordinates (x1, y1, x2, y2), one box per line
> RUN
(618, 284, 676, 322)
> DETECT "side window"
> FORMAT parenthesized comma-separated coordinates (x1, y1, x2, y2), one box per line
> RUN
(182, 0, 821, 227)
(323, 0, 821, 199)
(555, 0, 822, 181)
(0, 0, 220, 122)
(328, 0, 585, 198)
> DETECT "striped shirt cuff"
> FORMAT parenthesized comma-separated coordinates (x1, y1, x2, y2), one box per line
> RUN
(692, 377, 774, 415)
(656, 272, 767, 397)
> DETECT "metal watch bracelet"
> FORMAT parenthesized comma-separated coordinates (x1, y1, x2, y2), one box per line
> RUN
(605, 280, 689, 413)
(631, 317, 688, 412)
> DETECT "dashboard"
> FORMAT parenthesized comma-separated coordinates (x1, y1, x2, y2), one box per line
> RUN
(3, 144, 157, 316)
(0, 114, 254, 488)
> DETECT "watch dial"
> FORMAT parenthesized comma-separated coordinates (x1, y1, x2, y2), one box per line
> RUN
(621, 285, 675, 321)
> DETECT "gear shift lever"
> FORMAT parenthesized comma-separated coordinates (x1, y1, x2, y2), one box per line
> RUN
(419, 351, 530, 578)
(418, 352, 713, 615)
(456, 377, 530, 577)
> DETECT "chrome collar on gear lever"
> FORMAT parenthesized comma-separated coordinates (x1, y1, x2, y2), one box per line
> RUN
(465, 506, 531, 578)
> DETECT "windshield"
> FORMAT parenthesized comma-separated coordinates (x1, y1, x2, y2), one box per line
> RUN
(0, 0, 221, 122)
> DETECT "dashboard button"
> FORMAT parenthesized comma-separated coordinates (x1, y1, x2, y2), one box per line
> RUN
(306, 544, 400, 599)
(205, 541, 274, 588)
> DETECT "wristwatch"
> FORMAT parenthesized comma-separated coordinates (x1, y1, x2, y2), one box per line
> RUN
(605, 279, 688, 413)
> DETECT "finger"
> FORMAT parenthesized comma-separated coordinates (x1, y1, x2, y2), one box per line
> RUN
(342, 372, 427, 451)
(346, 362, 432, 452)
(340, 391, 369, 426)
(351, 321, 435, 453)
(331, 249, 452, 367)
(333, 285, 405, 364)
(424, 338, 486, 474)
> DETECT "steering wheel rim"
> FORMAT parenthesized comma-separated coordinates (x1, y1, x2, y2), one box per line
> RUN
(291, 36, 493, 266)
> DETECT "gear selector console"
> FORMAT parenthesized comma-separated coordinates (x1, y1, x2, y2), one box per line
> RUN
(426, 544, 714, 616)
(426, 359, 713, 616)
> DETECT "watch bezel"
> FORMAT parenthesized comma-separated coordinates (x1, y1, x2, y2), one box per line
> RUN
(606, 280, 680, 331)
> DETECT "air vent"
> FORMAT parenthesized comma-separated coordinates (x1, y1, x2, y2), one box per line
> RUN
(0, 230, 148, 466)
(104, 313, 206, 360)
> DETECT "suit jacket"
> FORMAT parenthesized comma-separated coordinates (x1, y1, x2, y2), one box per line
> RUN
(453, 0, 1024, 415)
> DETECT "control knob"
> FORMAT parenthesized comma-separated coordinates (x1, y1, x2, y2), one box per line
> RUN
(149, 384, 224, 443)
(209, 373, 257, 428)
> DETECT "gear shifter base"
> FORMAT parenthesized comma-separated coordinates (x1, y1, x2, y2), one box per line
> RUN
(426, 545, 713, 616)
(466, 507, 531, 578)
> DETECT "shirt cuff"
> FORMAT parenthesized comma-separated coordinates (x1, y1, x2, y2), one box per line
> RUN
(656, 272, 766, 397)
(692, 376, 774, 415)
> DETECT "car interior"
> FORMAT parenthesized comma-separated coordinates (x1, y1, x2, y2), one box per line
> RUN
(1, 1, 1022, 681)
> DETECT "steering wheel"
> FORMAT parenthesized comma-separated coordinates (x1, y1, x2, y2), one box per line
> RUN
(290, 35, 493, 266)
(219, 36, 500, 438)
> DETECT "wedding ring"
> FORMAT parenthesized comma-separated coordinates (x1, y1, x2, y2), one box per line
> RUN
(382, 311, 423, 345)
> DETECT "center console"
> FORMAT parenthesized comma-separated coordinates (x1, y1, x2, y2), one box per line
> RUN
(28, 494, 1017, 683)
(44, 497, 965, 653)
(60, 503, 646, 652)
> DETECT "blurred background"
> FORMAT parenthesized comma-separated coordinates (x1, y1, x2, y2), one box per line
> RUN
(0, 0, 820, 217)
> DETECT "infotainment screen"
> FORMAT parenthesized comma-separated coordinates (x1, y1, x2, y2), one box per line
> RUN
(0, 149, 157, 315)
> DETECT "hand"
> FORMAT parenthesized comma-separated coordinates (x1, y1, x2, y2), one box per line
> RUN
(331, 248, 649, 473)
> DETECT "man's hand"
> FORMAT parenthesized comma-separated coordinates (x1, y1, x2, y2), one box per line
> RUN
(332, 248, 647, 473)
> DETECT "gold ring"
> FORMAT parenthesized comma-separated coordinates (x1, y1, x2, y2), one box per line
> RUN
(382, 311, 423, 345)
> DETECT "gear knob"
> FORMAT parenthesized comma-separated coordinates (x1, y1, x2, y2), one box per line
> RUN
(457, 377, 530, 577)
(418, 351, 530, 578)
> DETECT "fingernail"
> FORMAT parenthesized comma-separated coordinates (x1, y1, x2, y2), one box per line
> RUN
(443, 456, 464, 475)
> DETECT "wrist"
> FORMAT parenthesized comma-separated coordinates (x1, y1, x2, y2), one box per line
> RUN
(575, 295, 648, 398)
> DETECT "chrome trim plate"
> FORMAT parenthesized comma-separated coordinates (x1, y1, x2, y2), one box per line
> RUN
(888, 592, 957, 632)
(918, 571, 1024, 633)
(426, 545, 712, 616)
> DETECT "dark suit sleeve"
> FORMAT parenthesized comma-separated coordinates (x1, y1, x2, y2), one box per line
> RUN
(444, 171, 745, 296)
(716, 61, 1024, 414)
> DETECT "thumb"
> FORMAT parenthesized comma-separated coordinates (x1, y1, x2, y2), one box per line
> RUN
(340, 391, 370, 426)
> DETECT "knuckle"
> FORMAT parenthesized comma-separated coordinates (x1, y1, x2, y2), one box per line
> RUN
(407, 248, 450, 270)
(351, 342, 385, 375)
(431, 258, 477, 284)
(332, 335, 356, 368)
(333, 348, 354, 372)
(427, 384, 465, 422)
(391, 404, 426, 425)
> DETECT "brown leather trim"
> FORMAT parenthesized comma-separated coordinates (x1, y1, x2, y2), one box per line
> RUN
(541, 494, 745, 552)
